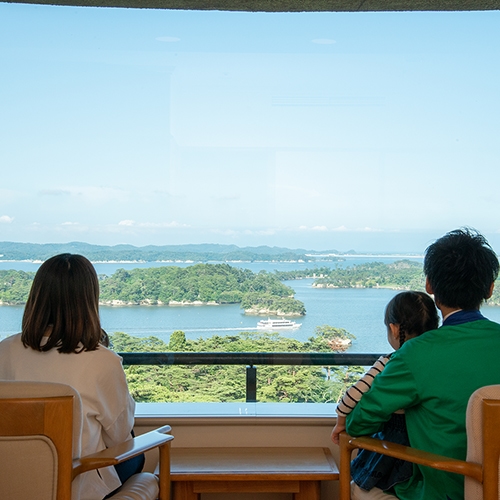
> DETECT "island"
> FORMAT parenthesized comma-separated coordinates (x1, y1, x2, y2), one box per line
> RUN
(0, 264, 306, 316)
(2, 260, 500, 309)
(0, 241, 344, 264)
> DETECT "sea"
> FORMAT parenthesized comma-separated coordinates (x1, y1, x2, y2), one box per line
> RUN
(3, 256, 500, 354)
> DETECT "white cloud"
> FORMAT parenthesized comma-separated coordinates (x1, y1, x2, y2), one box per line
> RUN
(119, 220, 135, 226)
(0, 215, 14, 223)
(311, 38, 336, 45)
(61, 221, 80, 226)
(241, 229, 277, 236)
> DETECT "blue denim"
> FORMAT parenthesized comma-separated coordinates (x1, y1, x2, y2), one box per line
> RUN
(351, 413, 412, 491)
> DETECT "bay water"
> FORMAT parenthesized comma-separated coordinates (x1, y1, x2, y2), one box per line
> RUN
(2, 256, 500, 353)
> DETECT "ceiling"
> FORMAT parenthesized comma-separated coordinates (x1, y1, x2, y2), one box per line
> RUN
(2, 0, 500, 11)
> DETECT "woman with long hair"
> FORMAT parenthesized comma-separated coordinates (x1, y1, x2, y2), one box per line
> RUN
(0, 253, 142, 499)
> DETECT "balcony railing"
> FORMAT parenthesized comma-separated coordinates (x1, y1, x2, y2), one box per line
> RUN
(120, 352, 383, 403)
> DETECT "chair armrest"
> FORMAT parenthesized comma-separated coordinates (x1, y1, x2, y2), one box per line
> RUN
(72, 425, 174, 478)
(345, 434, 482, 482)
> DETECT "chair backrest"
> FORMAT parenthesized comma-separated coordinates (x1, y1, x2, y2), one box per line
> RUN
(465, 384, 500, 500)
(0, 381, 83, 500)
(339, 384, 500, 500)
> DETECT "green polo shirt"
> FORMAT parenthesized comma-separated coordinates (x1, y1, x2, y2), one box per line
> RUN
(346, 319, 500, 500)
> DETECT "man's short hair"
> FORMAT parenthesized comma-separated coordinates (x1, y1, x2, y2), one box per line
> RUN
(424, 228, 499, 310)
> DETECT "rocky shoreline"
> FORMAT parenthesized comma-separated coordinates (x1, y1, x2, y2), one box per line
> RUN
(98, 299, 304, 316)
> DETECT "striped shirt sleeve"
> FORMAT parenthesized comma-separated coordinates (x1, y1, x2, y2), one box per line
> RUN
(336, 355, 390, 417)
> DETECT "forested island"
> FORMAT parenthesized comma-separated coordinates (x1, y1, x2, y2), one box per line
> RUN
(277, 260, 425, 290)
(0, 241, 343, 263)
(0, 270, 33, 305)
(0, 264, 306, 316)
(99, 264, 306, 315)
(110, 326, 358, 403)
(2, 260, 500, 307)
(276, 260, 500, 305)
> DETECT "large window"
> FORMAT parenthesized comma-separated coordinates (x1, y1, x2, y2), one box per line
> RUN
(2, 5, 499, 249)
(1, 4, 499, 402)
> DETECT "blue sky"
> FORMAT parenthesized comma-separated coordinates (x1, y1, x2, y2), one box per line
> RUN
(1, 4, 499, 252)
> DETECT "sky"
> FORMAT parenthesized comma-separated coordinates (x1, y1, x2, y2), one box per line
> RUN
(0, 4, 499, 253)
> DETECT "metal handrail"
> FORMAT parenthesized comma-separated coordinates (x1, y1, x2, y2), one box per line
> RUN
(120, 351, 383, 402)
(120, 352, 382, 365)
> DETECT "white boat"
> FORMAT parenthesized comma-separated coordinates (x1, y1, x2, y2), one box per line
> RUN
(257, 318, 301, 331)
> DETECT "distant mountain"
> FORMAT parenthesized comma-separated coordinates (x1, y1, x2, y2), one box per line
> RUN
(0, 242, 343, 263)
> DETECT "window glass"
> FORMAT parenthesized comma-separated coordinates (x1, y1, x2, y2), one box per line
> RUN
(1, 5, 500, 402)
(1, 5, 499, 250)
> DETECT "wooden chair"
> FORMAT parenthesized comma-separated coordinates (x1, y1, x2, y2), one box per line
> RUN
(339, 385, 500, 500)
(0, 381, 174, 500)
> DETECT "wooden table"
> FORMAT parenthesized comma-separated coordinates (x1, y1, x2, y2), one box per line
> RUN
(170, 447, 339, 500)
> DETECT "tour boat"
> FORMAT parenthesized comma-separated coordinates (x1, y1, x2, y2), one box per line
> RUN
(257, 318, 301, 331)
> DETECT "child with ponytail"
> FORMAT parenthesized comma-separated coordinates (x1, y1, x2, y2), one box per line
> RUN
(331, 291, 439, 492)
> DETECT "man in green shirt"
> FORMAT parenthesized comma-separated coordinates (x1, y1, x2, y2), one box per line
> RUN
(346, 228, 500, 500)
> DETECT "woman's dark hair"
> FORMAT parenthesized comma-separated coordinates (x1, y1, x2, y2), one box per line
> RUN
(21, 253, 109, 353)
(384, 291, 439, 348)
(424, 228, 499, 310)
